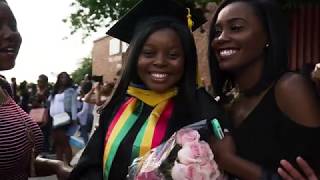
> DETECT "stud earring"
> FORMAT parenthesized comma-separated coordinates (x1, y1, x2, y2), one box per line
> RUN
(265, 43, 270, 48)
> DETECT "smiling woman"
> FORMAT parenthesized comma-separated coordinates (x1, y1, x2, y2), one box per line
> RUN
(68, 0, 229, 179)
(0, 1, 71, 179)
(137, 28, 185, 93)
(0, 0, 21, 71)
(208, 0, 320, 178)
(211, 1, 267, 73)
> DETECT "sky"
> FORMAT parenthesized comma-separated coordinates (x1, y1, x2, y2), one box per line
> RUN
(2, 0, 106, 83)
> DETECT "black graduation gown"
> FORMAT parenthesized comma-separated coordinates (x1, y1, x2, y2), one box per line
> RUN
(68, 88, 228, 180)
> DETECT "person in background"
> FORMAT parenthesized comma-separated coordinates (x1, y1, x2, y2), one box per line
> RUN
(83, 73, 92, 83)
(31, 74, 52, 153)
(83, 81, 115, 107)
(208, 0, 320, 178)
(28, 82, 38, 104)
(18, 80, 30, 113)
(10, 77, 19, 102)
(76, 74, 92, 108)
(77, 81, 94, 144)
(69, 0, 228, 179)
(0, 0, 70, 179)
(49, 72, 78, 166)
(33, 74, 50, 108)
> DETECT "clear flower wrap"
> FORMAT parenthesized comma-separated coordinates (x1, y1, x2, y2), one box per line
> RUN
(127, 120, 225, 180)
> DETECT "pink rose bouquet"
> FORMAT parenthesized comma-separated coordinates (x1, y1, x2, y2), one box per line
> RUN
(128, 123, 224, 180)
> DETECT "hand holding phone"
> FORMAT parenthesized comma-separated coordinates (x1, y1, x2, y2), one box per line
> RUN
(210, 118, 225, 140)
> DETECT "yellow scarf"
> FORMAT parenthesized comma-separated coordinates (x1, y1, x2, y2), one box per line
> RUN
(127, 86, 177, 106)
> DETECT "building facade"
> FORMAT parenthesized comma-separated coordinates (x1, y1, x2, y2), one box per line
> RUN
(92, 36, 127, 83)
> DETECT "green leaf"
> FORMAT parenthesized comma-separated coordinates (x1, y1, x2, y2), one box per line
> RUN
(71, 57, 92, 84)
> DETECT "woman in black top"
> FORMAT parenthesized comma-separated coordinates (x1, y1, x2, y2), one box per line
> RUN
(208, 0, 320, 179)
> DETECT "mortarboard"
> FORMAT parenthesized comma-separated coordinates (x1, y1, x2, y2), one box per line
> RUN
(106, 0, 206, 43)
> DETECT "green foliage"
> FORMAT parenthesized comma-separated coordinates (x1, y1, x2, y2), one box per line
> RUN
(65, 0, 318, 38)
(71, 57, 92, 84)
(64, 0, 220, 38)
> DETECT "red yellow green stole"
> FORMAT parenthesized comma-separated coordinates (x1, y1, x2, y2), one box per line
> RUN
(103, 86, 177, 180)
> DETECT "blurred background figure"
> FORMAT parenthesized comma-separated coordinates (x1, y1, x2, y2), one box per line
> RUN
(18, 80, 30, 113)
(33, 74, 50, 108)
(10, 77, 19, 103)
(83, 81, 115, 107)
(49, 72, 78, 165)
(81, 80, 115, 133)
(83, 73, 92, 84)
(30, 74, 52, 154)
(77, 81, 94, 144)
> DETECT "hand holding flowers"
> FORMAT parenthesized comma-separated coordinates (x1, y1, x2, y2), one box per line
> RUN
(128, 127, 223, 180)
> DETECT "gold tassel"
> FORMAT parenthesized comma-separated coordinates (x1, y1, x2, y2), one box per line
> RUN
(186, 8, 193, 31)
(196, 64, 203, 88)
(186, 8, 202, 87)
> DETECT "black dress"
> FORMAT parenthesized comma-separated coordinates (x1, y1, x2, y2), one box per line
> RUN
(69, 88, 228, 180)
(232, 86, 320, 175)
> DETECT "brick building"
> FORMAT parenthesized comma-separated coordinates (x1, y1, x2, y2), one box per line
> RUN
(91, 36, 128, 83)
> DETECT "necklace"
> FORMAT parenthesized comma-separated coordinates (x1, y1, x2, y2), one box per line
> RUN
(225, 84, 245, 106)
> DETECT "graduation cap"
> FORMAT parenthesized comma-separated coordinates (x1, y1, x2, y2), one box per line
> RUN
(107, 0, 206, 43)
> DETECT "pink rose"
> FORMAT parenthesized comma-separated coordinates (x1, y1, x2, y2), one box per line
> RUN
(171, 161, 203, 180)
(198, 160, 221, 180)
(176, 128, 200, 146)
(177, 141, 214, 165)
(171, 161, 221, 180)
(136, 170, 164, 180)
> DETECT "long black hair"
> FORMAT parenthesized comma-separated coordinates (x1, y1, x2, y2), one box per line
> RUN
(208, 0, 288, 101)
(52, 72, 73, 98)
(100, 16, 199, 123)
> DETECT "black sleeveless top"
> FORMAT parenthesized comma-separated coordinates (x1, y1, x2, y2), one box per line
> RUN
(232, 86, 320, 174)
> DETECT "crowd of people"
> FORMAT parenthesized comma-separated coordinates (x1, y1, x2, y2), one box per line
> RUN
(0, 0, 319, 179)
(3, 72, 116, 160)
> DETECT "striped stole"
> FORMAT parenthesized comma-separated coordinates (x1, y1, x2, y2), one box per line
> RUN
(102, 86, 177, 179)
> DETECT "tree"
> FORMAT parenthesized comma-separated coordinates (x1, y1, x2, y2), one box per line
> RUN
(71, 57, 92, 84)
(64, 0, 317, 38)
(64, 0, 218, 38)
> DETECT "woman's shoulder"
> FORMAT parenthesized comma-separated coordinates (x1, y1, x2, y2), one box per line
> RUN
(276, 72, 308, 86)
(275, 72, 320, 127)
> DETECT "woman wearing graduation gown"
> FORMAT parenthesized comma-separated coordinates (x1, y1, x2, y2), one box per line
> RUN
(68, 0, 227, 179)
